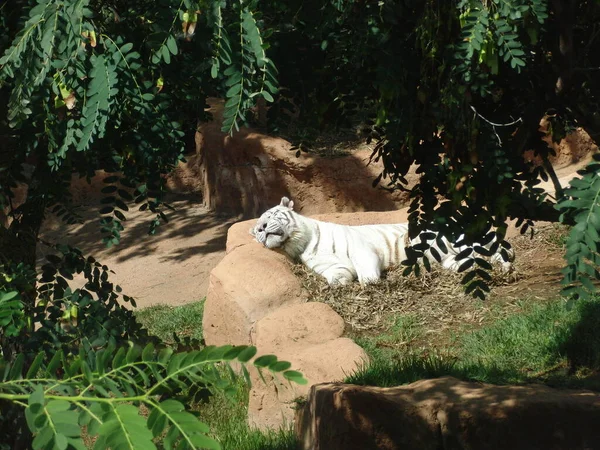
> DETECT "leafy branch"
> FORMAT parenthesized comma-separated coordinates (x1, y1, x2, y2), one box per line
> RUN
(0, 343, 306, 450)
(556, 154, 600, 300)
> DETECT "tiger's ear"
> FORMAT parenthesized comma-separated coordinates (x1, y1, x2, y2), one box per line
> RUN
(280, 196, 294, 210)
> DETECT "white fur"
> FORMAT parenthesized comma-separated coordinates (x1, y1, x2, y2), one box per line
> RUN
(251, 197, 515, 285)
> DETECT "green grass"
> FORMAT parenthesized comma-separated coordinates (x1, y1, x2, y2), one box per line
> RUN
(135, 300, 296, 450)
(348, 298, 600, 391)
(354, 314, 425, 360)
(195, 379, 296, 450)
(135, 300, 205, 343)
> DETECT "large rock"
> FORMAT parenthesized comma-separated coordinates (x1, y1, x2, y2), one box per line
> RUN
(251, 302, 346, 354)
(247, 303, 367, 429)
(296, 376, 600, 450)
(248, 338, 367, 430)
(225, 219, 256, 254)
(202, 244, 306, 346)
(205, 220, 370, 429)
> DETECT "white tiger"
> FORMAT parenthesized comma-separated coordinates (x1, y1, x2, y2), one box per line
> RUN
(250, 197, 515, 286)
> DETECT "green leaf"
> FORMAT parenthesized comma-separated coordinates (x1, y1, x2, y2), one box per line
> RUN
(46, 400, 70, 413)
(254, 355, 278, 368)
(269, 361, 292, 372)
(161, 45, 171, 64)
(261, 91, 274, 102)
(29, 385, 45, 407)
(0, 291, 18, 301)
(166, 35, 178, 55)
(283, 370, 308, 385)
(237, 346, 257, 363)
(46, 351, 63, 376)
(120, 42, 134, 54)
(226, 83, 242, 98)
(7, 353, 24, 380)
(32, 425, 53, 449)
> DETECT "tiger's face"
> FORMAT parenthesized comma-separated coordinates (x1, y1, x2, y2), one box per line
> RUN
(250, 197, 295, 249)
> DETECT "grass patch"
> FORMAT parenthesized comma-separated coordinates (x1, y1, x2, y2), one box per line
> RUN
(458, 300, 573, 375)
(349, 297, 600, 391)
(196, 378, 296, 450)
(135, 300, 205, 343)
(135, 300, 296, 450)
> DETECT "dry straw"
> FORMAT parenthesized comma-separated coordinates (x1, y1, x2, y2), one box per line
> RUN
(291, 224, 568, 334)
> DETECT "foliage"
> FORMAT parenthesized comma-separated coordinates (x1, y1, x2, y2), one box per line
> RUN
(0, 0, 276, 252)
(1, 244, 150, 363)
(0, 337, 306, 450)
(0, 1, 305, 448)
(139, 303, 297, 450)
(556, 154, 600, 300)
(213, 0, 279, 134)
(0, 251, 307, 448)
(258, 0, 600, 299)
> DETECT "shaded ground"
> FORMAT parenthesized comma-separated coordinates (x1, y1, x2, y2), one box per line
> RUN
(40, 194, 240, 307)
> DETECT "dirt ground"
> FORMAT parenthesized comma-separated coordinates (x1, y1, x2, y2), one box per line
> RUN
(40, 194, 240, 307)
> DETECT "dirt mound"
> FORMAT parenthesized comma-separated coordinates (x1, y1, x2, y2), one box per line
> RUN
(167, 99, 411, 218)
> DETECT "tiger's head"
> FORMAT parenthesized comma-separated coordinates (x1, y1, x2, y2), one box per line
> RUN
(250, 197, 295, 249)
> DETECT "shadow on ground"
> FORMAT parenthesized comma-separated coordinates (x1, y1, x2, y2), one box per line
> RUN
(39, 194, 241, 308)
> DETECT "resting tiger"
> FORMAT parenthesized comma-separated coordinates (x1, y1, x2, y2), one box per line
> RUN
(250, 197, 515, 286)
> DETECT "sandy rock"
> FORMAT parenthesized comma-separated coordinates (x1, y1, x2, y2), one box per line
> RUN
(202, 244, 306, 346)
(249, 337, 368, 430)
(296, 376, 600, 450)
(252, 302, 346, 357)
(225, 219, 257, 254)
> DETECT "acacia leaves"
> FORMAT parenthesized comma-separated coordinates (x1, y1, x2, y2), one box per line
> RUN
(216, 2, 279, 134)
(0, 290, 25, 338)
(556, 154, 600, 300)
(454, 0, 548, 83)
(0, 342, 305, 450)
(1, 0, 279, 253)
(77, 55, 117, 152)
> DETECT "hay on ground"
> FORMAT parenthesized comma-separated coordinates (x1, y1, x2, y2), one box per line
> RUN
(291, 223, 568, 334)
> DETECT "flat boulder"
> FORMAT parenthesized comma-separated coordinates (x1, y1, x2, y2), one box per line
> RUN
(296, 376, 600, 450)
